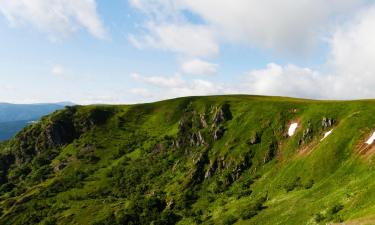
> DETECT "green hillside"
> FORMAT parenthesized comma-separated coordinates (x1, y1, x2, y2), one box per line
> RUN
(1, 95, 375, 225)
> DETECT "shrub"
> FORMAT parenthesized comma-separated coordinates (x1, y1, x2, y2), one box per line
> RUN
(314, 213, 325, 223)
(304, 179, 314, 189)
(240, 196, 267, 220)
(329, 203, 344, 215)
(221, 214, 238, 225)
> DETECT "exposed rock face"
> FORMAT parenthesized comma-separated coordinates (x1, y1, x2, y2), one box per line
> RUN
(187, 152, 208, 186)
(42, 120, 77, 150)
(53, 160, 68, 173)
(204, 160, 217, 179)
(14, 106, 113, 165)
(322, 117, 335, 129)
(190, 131, 205, 146)
(248, 132, 261, 145)
(174, 104, 232, 149)
(213, 126, 225, 141)
(299, 123, 313, 145)
(212, 104, 232, 128)
(199, 113, 208, 128)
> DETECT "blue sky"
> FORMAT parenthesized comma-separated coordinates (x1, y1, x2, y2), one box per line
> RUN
(0, 0, 374, 104)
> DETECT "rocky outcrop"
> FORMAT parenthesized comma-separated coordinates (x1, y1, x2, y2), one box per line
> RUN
(41, 119, 77, 150)
(248, 132, 261, 145)
(299, 123, 313, 145)
(187, 152, 208, 186)
(53, 160, 68, 173)
(204, 160, 217, 179)
(174, 104, 232, 149)
(13, 106, 114, 166)
(213, 126, 225, 141)
(322, 117, 335, 129)
(212, 104, 232, 128)
(190, 131, 206, 147)
(199, 113, 208, 128)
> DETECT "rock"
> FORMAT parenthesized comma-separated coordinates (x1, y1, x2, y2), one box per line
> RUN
(248, 132, 261, 145)
(204, 160, 217, 179)
(53, 160, 68, 173)
(213, 126, 225, 141)
(189, 131, 205, 147)
(199, 113, 208, 128)
(178, 118, 192, 133)
(322, 117, 335, 129)
(166, 200, 174, 209)
(43, 120, 77, 149)
(212, 104, 232, 127)
(172, 160, 180, 172)
(299, 126, 313, 145)
(187, 152, 208, 186)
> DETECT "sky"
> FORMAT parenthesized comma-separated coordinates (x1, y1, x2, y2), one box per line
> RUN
(0, 0, 375, 104)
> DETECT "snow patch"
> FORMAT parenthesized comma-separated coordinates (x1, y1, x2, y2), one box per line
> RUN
(288, 123, 298, 137)
(366, 132, 375, 145)
(321, 129, 333, 141)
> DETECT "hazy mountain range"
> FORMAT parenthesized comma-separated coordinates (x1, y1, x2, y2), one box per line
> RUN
(0, 102, 73, 141)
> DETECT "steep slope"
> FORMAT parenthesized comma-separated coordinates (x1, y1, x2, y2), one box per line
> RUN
(0, 96, 375, 225)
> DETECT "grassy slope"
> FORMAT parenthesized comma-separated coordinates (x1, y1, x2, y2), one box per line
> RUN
(1, 95, 375, 225)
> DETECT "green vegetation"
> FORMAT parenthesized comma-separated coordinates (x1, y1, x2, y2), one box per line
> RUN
(1, 95, 375, 224)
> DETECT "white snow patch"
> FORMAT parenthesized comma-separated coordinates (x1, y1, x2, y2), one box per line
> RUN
(321, 129, 333, 141)
(366, 132, 375, 145)
(288, 123, 298, 137)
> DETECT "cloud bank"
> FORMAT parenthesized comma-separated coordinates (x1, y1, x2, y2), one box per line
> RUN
(129, 0, 375, 100)
(0, 0, 107, 39)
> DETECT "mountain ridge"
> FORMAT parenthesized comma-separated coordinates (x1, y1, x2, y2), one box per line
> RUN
(0, 95, 375, 225)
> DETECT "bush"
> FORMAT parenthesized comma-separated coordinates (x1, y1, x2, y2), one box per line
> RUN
(240, 197, 267, 220)
(304, 179, 314, 189)
(284, 177, 301, 192)
(221, 215, 238, 225)
(329, 203, 344, 215)
(314, 213, 325, 223)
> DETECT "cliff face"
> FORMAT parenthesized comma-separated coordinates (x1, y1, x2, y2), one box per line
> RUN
(1, 96, 375, 225)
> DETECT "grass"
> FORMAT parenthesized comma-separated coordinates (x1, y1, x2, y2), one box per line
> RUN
(0, 95, 375, 224)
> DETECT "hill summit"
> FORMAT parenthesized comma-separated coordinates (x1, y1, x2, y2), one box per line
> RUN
(1, 95, 375, 225)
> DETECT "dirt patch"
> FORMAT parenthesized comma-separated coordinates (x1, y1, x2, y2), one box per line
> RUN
(357, 132, 375, 160)
(297, 140, 319, 156)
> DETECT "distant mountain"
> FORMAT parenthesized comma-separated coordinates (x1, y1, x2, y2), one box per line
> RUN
(0, 120, 32, 141)
(0, 102, 73, 141)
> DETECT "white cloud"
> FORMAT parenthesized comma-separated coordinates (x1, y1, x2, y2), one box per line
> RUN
(130, 72, 225, 100)
(180, 0, 368, 55)
(51, 65, 64, 75)
(0, 0, 108, 39)
(241, 5, 375, 100)
(242, 63, 326, 99)
(131, 73, 185, 88)
(129, 23, 218, 57)
(129, 0, 368, 56)
(327, 5, 375, 99)
(181, 59, 218, 75)
(129, 88, 153, 97)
